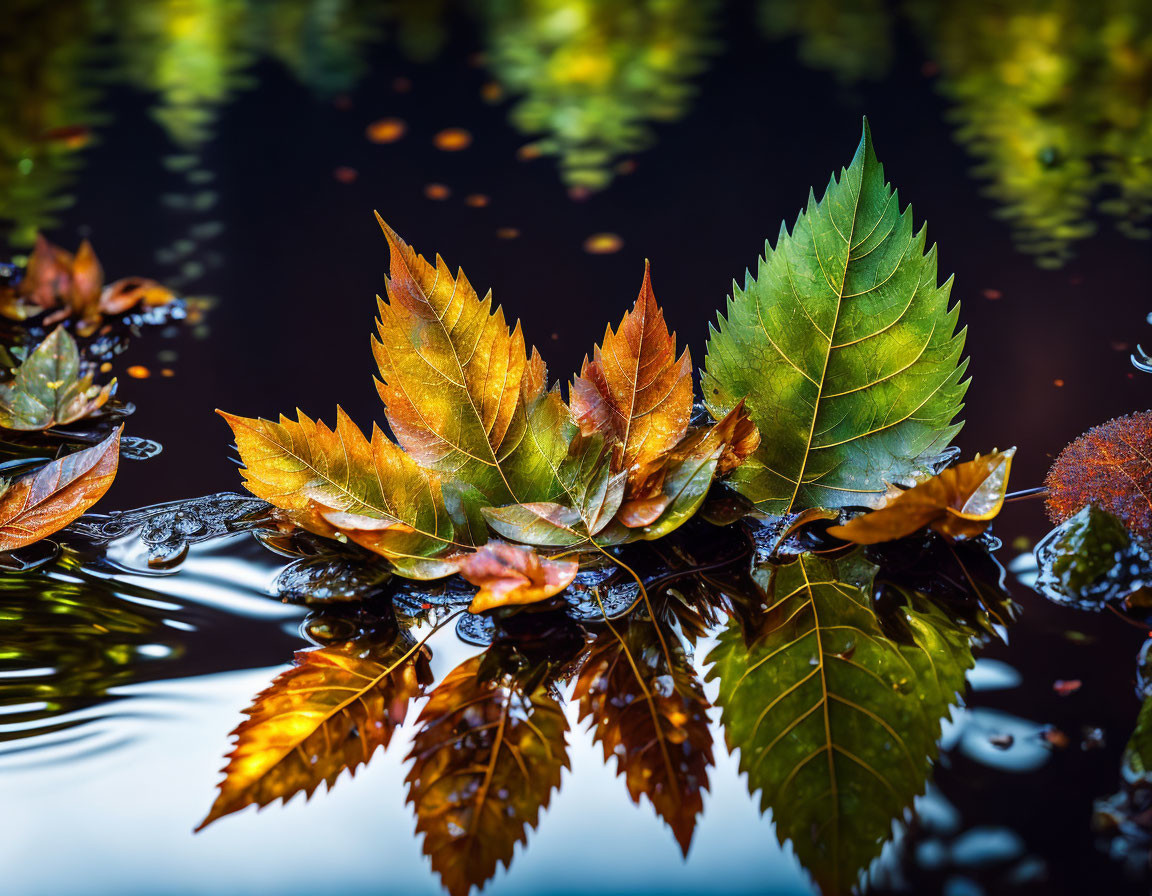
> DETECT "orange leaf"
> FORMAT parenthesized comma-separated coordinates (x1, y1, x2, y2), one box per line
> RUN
(570, 261, 692, 497)
(100, 277, 176, 314)
(574, 619, 713, 854)
(407, 653, 568, 896)
(1046, 411, 1152, 538)
(198, 638, 431, 830)
(827, 448, 1015, 545)
(0, 426, 121, 551)
(459, 541, 578, 612)
(69, 238, 104, 320)
(617, 400, 760, 529)
(18, 235, 73, 310)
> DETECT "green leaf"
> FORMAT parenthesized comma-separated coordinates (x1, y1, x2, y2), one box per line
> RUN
(702, 120, 968, 514)
(0, 326, 116, 431)
(1033, 503, 1152, 610)
(707, 552, 974, 894)
(483, 427, 625, 549)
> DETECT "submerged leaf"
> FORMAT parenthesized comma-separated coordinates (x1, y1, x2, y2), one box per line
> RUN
(703, 120, 968, 514)
(707, 552, 974, 894)
(198, 636, 431, 829)
(1033, 504, 1152, 610)
(570, 261, 693, 496)
(407, 653, 568, 896)
(574, 619, 713, 854)
(372, 216, 571, 507)
(828, 448, 1014, 544)
(1046, 411, 1152, 538)
(218, 408, 460, 572)
(459, 541, 578, 613)
(0, 327, 116, 431)
(0, 426, 121, 551)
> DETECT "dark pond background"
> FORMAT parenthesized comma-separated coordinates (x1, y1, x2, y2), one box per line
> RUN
(4, 0, 1152, 894)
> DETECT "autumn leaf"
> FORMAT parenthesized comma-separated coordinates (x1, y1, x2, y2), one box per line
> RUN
(218, 408, 462, 572)
(0, 426, 121, 552)
(459, 540, 578, 613)
(574, 618, 713, 854)
(828, 448, 1014, 545)
(482, 429, 625, 548)
(407, 652, 568, 896)
(15, 234, 73, 311)
(99, 277, 177, 315)
(1046, 411, 1152, 538)
(197, 636, 432, 830)
(707, 552, 975, 894)
(372, 216, 572, 507)
(0, 327, 117, 431)
(68, 239, 103, 322)
(570, 261, 692, 495)
(702, 119, 968, 515)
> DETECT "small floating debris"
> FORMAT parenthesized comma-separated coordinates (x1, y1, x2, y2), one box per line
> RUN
(1053, 678, 1082, 696)
(433, 128, 472, 151)
(424, 183, 451, 200)
(982, 288, 1002, 300)
(496, 227, 519, 240)
(333, 166, 358, 184)
(480, 82, 503, 103)
(1040, 726, 1070, 749)
(126, 365, 151, 379)
(465, 194, 489, 208)
(366, 118, 406, 143)
(583, 233, 623, 255)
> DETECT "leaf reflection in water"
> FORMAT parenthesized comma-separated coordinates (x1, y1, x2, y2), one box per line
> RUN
(133, 491, 1012, 896)
(0, 551, 301, 763)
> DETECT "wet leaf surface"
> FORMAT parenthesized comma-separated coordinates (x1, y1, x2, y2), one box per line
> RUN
(574, 617, 713, 853)
(828, 448, 1014, 544)
(407, 648, 569, 896)
(0, 326, 116, 430)
(702, 121, 967, 515)
(1046, 411, 1152, 538)
(198, 631, 432, 830)
(708, 551, 980, 894)
(0, 426, 120, 551)
(1033, 504, 1152, 610)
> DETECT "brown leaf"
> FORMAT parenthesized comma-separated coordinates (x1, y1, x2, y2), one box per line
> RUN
(828, 448, 1015, 545)
(198, 637, 431, 830)
(407, 653, 568, 896)
(1046, 411, 1152, 537)
(574, 619, 713, 854)
(0, 426, 121, 551)
(17, 235, 73, 311)
(69, 239, 104, 321)
(459, 541, 578, 613)
(100, 277, 176, 315)
(570, 261, 692, 498)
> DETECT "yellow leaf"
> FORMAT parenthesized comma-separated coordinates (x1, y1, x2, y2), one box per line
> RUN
(828, 448, 1015, 545)
(198, 638, 431, 829)
(372, 215, 569, 506)
(218, 408, 460, 566)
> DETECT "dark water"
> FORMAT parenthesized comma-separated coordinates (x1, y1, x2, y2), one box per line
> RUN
(3, 1, 1152, 894)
